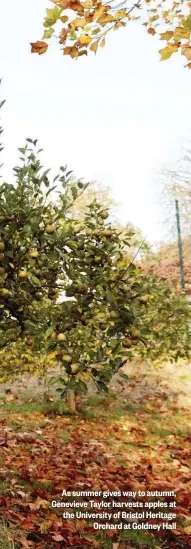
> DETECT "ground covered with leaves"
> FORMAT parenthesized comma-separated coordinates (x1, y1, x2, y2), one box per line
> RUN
(0, 384, 191, 549)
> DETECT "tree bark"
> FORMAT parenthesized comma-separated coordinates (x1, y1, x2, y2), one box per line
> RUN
(67, 388, 77, 413)
(76, 394, 83, 412)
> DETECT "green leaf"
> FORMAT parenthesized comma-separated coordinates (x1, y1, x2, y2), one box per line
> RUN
(45, 327, 54, 339)
(46, 185, 57, 197)
(78, 50, 88, 56)
(75, 380, 88, 394)
(61, 389, 67, 399)
(71, 186, 78, 200)
(0, 100, 6, 109)
(97, 381, 109, 393)
(44, 6, 61, 27)
(70, 31, 77, 40)
(18, 147, 27, 155)
(47, 342, 57, 352)
(48, 376, 62, 386)
(119, 373, 129, 381)
(43, 28, 54, 39)
(28, 273, 41, 286)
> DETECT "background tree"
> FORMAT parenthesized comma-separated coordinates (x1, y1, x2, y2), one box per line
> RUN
(68, 180, 117, 221)
(68, 182, 151, 258)
(150, 142, 191, 294)
(157, 144, 191, 241)
(117, 221, 151, 260)
(31, 0, 191, 65)
(141, 237, 191, 295)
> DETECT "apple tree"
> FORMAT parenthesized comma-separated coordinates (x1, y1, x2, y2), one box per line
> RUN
(0, 128, 190, 408)
(46, 203, 191, 412)
(0, 138, 89, 352)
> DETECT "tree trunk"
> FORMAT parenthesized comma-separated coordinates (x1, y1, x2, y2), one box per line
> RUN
(76, 394, 83, 412)
(67, 388, 77, 413)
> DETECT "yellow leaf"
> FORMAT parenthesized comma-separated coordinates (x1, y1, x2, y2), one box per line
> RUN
(60, 15, 69, 22)
(166, 9, 174, 22)
(181, 44, 191, 60)
(48, 351, 57, 359)
(81, 1, 93, 7)
(71, 17, 86, 28)
(70, 47, 79, 58)
(93, 5, 106, 21)
(149, 14, 159, 22)
(100, 37, 105, 47)
(77, 371, 91, 381)
(174, 27, 190, 41)
(97, 13, 115, 24)
(160, 30, 174, 40)
(63, 46, 72, 54)
(114, 9, 127, 18)
(51, 0, 70, 6)
(30, 41, 48, 55)
(79, 34, 92, 44)
(159, 43, 178, 60)
(113, 21, 126, 30)
(85, 15, 94, 24)
(90, 40, 99, 53)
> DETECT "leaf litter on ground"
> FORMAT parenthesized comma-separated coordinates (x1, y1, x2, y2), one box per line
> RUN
(0, 391, 191, 548)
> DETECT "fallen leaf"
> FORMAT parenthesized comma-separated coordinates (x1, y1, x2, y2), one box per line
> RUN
(29, 497, 49, 510)
(184, 526, 191, 534)
(20, 541, 33, 548)
(52, 534, 65, 541)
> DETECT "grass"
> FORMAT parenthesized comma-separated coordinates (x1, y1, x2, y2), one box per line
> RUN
(91, 529, 161, 548)
(0, 522, 19, 549)
(0, 480, 12, 495)
(119, 529, 160, 547)
(0, 398, 68, 416)
(58, 432, 72, 441)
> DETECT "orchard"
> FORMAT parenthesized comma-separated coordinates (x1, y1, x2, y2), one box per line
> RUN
(0, 133, 190, 412)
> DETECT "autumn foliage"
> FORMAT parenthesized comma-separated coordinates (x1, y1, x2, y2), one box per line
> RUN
(142, 239, 191, 294)
(31, 0, 191, 65)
